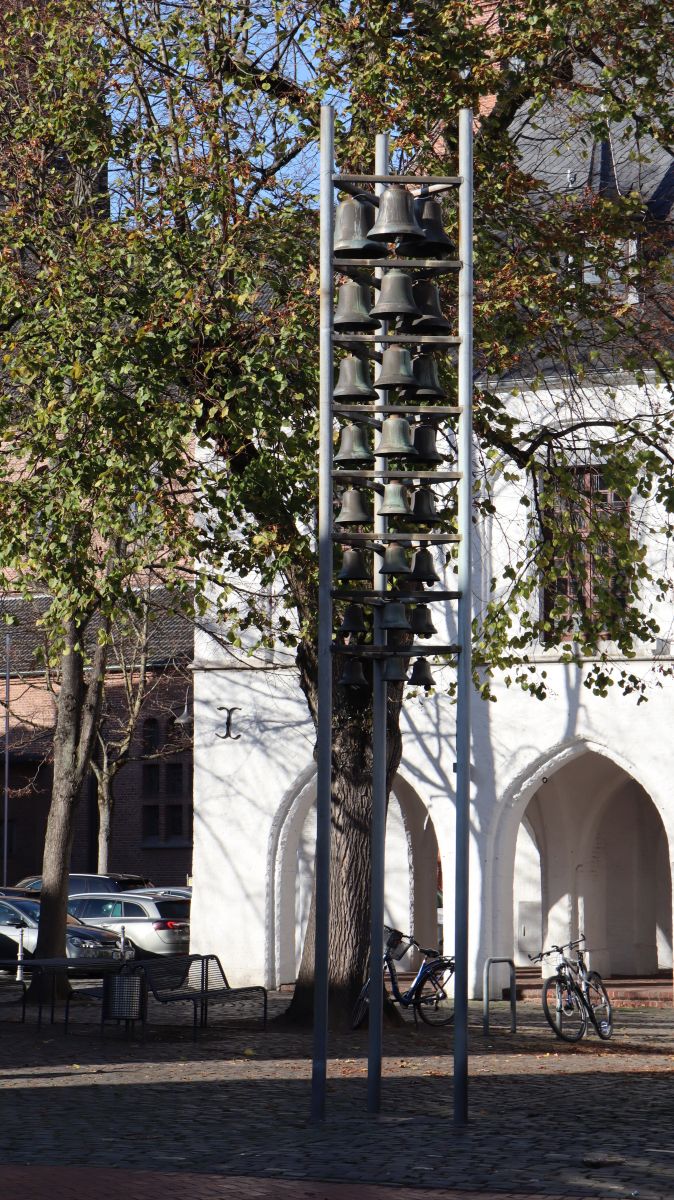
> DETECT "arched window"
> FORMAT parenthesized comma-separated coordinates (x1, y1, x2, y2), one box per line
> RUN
(142, 717, 160, 756)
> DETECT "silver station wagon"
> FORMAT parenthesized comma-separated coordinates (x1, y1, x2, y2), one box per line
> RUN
(67, 893, 190, 957)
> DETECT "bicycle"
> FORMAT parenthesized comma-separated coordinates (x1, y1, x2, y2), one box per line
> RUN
(352, 925, 455, 1029)
(530, 935, 613, 1043)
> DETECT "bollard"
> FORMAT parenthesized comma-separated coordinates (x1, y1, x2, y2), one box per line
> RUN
(120, 925, 126, 955)
(15, 927, 24, 983)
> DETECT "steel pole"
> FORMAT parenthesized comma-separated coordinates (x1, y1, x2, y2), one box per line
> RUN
(2, 633, 8, 888)
(367, 131, 390, 1115)
(311, 103, 335, 1124)
(2, 634, 9, 888)
(453, 108, 474, 1127)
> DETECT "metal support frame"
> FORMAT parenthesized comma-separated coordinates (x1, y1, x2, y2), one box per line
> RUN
(367, 130, 390, 1115)
(3, 633, 9, 888)
(482, 958, 517, 1036)
(453, 107, 474, 1128)
(314, 105, 473, 1124)
(311, 104, 335, 1124)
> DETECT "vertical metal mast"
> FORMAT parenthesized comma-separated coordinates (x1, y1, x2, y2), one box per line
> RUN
(367, 131, 390, 1114)
(311, 103, 335, 1124)
(2, 633, 9, 888)
(453, 107, 474, 1128)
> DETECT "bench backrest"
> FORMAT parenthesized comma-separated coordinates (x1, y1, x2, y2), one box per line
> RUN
(143, 953, 231, 997)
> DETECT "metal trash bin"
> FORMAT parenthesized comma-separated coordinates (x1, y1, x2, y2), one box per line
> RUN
(102, 972, 144, 1022)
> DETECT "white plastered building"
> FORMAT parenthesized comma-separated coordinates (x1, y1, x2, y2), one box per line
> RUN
(189, 379, 674, 998)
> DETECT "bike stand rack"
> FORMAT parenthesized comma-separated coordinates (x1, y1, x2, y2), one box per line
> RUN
(482, 957, 517, 1036)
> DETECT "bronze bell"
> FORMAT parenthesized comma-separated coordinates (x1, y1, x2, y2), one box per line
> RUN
(380, 602, 412, 631)
(409, 547, 440, 584)
(410, 604, 437, 638)
(335, 423, 374, 466)
(335, 488, 370, 524)
(334, 196, 388, 259)
(378, 482, 411, 517)
(380, 542, 411, 575)
(338, 548, 370, 580)
(376, 346, 420, 391)
(370, 270, 421, 321)
(334, 355, 376, 399)
(409, 487, 440, 523)
(382, 655, 409, 683)
(412, 280, 450, 333)
(410, 355, 445, 397)
(412, 423, 443, 464)
(398, 195, 453, 258)
(375, 415, 417, 458)
(338, 658, 369, 688)
(334, 280, 379, 333)
(369, 185, 425, 242)
(338, 603, 367, 635)
(409, 657, 435, 689)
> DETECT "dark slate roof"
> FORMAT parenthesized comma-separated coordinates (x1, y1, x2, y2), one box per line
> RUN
(512, 89, 674, 219)
(0, 589, 194, 675)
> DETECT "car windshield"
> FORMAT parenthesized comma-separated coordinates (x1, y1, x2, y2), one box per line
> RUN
(154, 900, 190, 919)
(11, 898, 85, 926)
(9, 899, 41, 922)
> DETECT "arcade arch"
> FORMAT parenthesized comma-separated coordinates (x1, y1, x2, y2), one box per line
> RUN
(267, 769, 442, 989)
(512, 750, 672, 977)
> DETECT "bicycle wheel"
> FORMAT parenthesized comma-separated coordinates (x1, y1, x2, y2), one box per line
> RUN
(585, 971, 613, 1039)
(415, 964, 455, 1026)
(542, 976, 587, 1042)
(351, 981, 370, 1029)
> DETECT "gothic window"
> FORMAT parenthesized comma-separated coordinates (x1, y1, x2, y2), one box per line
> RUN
(542, 467, 629, 639)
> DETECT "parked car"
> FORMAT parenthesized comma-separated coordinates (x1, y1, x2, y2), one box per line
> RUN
(67, 892, 190, 957)
(0, 897, 135, 965)
(15, 872, 154, 895)
(0, 886, 36, 899)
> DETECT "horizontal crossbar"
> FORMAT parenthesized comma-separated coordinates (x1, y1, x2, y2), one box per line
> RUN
(332, 406, 462, 416)
(331, 589, 461, 603)
(332, 470, 460, 481)
(334, 258, 461, 272)
(334, 334, 461, 345)
(333, 174, 462, 186)
(333, 643, 460, 656)
(334, 531, 460, 543)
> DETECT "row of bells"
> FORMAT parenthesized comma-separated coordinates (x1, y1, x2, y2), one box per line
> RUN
(335, 350, 445, 399)
(335, 417, 442, 465)
(338, 545, 440, 583)
(339, 655, 436, 689)
(335, 277, 448, 333)
(336, 484, 443, 524)
(339, 601, 436, 637)
(334, 189, 452, 259)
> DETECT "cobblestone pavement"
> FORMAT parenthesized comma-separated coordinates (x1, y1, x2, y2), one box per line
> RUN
(1, 985, 674, 1199)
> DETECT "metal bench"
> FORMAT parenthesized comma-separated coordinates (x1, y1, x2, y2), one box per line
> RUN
(136, 953, 267, 1034)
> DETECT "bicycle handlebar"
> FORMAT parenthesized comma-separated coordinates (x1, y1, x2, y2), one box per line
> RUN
(528, 934, 586, 964)
(385, 930, 445, 960)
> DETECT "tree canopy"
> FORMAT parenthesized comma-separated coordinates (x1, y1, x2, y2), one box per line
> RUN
(1, 0, 672, 684)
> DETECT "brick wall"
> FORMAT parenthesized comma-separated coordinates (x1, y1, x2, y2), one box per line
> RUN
(2, 670, 193, 887)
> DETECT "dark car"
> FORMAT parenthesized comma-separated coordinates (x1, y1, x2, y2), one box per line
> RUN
(15, 873, 154, 895)
(0, 897, 135, 965)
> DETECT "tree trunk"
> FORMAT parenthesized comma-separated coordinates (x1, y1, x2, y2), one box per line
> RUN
(284, 594, 406, 1029)
(29, 620, 108, 1002)
(96, 771, 113, 874)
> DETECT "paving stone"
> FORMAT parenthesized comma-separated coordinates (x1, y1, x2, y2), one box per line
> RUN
(0, 992, 674, 1198)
